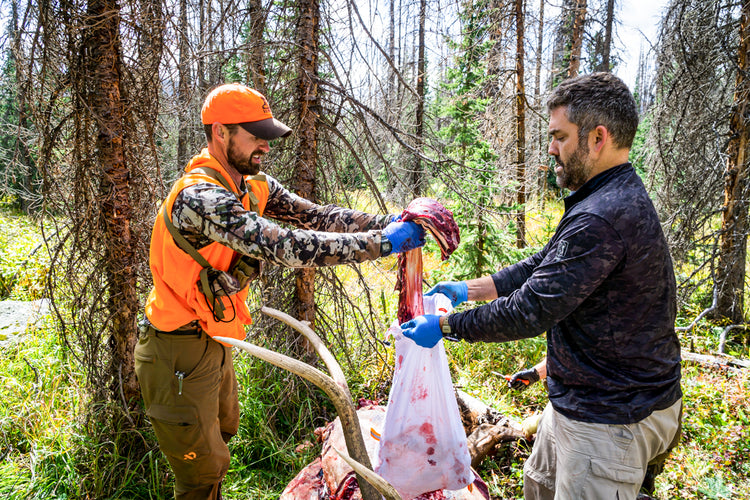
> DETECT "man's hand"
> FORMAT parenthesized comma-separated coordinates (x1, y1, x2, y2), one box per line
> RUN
(425, 281, 468, 307)
(383, 221, 426, 254)
(506, 367, 540, 391)
(401, 314, 442, 348)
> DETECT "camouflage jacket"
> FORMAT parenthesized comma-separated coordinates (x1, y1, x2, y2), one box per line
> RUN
(171, 172, 393, 294)
(448, 163, 682, 424)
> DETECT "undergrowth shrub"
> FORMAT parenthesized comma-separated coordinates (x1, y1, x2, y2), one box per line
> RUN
(0, 211, 49, 300)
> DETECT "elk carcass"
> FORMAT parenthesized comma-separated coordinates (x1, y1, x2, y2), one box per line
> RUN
(281, 400, 491, 500)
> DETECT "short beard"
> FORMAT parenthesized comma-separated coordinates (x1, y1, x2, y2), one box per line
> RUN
(555, 139, 591, 191)
(226, 138, 261, 176)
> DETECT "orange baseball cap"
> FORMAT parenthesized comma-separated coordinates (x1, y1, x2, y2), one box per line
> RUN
(201, 83, 292, 140)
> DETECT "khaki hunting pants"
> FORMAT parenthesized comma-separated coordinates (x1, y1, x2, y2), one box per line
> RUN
(135, 328, 239, 500)
(523, 399, 682, 500)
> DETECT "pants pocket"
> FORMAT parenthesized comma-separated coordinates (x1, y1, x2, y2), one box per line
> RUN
(590, 458, 643, 484)
(147, 404, 209, 461)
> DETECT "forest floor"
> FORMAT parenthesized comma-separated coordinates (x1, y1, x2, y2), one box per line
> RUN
(0, 207, 749, 499)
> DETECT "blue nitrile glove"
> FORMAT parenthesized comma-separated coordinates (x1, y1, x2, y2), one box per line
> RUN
(401, 314, 442, 348)
(391, 214, 402, 223)
(383, 220, 426, 255)
(425, 281, 468, 307)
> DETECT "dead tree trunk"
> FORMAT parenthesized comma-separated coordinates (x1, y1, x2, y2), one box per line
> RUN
(515, 0, 527, 248)
(599, 0, 615, 72)
(198, 0, 207, 91)
(85, 0, 139, 406)
(534, 0, 547, 206)
(412, 0, 427, 197)
(567, 0, 587, 77)
(717, 0, 750, 323)
(293, 0, 320, 341)
(247, 0, 267, 95)
(11, 0, 37, 213)
(177, 0, 191, 171)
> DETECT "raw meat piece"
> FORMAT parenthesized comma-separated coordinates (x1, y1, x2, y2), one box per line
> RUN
(397, 249, 425, 323)
(400, 198, 461, 260)
(396, 198, 460, 323)
(279, 456, 326, 499)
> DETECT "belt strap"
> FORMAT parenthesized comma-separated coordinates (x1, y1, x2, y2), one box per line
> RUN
(143, 323, 200, 337)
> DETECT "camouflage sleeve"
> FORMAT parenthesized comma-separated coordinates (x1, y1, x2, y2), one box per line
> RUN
(263, 174, 394, 231)
(171, 182, 386, 267)
(490, 245, 549, 297)
(449, 214, 625, 342)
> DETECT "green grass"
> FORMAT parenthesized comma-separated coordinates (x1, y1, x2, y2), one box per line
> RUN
(0, 210, 49, 301)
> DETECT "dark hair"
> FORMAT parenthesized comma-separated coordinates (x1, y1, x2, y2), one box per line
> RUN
(547, 72, 639, 149)
(203, 123, 240, 142)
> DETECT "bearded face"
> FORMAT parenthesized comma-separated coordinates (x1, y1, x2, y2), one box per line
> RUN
(553, 137, 592, 191)
(226, 138, 265, 176)
(224, 126, 268, 176)
(548, 106, 594, 192)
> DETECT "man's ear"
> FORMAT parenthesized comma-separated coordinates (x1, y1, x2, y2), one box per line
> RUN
(589, 125, 608, 155)
(211, 122, 225, 142)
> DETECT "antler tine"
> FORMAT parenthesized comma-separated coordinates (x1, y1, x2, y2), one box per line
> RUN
(213, 335, 386, 500)
(332, 446, 403, 500)
(260, 306, 351, 400)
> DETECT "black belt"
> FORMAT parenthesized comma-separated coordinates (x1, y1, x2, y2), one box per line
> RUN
(140, 320, 201, 337)
(158, 328, 201, 336)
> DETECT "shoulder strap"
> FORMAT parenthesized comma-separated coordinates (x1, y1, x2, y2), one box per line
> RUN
(162, 208, 211, 268)
(192, 166, 266, 213)
(162, 208, 226, 321)
(192, 166, 234, 193)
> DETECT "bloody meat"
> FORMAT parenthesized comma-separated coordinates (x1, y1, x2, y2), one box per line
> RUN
(396, 198, 460, 324)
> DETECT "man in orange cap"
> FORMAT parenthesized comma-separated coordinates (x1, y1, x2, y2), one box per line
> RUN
(135, 83, 425, 499)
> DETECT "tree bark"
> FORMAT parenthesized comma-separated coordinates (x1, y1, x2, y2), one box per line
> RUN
(567, 0, 587, 77)
(247, 0, 267, 95)
(717, 0, 750, 323)
(177, 0, 191, 171)
(599, 0, 615, 72)
(11, 0, 36, 213)
(293, 0, 320, 344)
(412, 0, 427, 197)
(535, 0, 547, 206)
(85, 0, 139, 406)
(515, 0, 527, 248)
(198, 0, 207, 91)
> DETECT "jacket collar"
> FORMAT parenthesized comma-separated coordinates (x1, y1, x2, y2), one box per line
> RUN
(564, 162, 632, 212)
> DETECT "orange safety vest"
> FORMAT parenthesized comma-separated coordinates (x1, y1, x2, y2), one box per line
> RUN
(145, 148, 269, 341)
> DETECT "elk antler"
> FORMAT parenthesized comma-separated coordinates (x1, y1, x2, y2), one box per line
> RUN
(259, 306, 351, 400)
(214, 306, 394, 500)
(332, 446, 403, 499)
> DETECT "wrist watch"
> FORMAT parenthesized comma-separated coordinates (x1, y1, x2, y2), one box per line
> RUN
(440, 316, 458, 341)
(381, 237, 393, 256)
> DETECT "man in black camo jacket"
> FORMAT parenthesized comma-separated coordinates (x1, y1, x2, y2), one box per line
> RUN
(401, 72, 682, 500)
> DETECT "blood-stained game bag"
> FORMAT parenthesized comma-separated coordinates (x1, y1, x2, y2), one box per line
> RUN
(376, 293, 473, 499)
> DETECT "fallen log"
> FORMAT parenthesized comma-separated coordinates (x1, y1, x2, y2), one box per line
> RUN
(455, 389, 529, 468)
(681, 349, 749, 371)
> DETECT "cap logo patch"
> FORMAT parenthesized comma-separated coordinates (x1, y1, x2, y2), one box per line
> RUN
(261, 96, 271, 115)
(555, 240, 569, 260)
